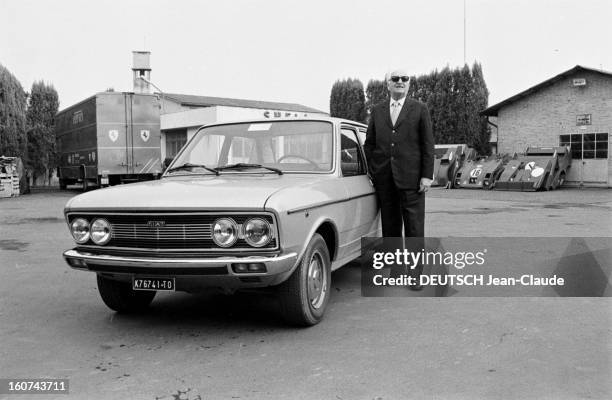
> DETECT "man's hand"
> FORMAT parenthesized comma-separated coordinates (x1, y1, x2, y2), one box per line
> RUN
(419, 177, 433, 193)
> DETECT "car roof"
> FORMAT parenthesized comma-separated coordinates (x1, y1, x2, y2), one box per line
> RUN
(195, 117, 367, 131)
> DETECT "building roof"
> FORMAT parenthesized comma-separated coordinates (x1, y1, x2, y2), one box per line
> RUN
(163, 93, 327, 114)
(481, 65, 612, 117)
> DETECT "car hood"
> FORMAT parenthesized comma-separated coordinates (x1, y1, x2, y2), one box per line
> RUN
(65, 174, 329, 211)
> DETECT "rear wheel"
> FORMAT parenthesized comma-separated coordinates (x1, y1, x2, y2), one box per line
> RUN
(278, 233, 331, 326)
(96, 275, 156, 313)
(81, 165, 89, 192)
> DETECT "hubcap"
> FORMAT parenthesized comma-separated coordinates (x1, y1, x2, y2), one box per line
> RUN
(307, 251, 327, 309)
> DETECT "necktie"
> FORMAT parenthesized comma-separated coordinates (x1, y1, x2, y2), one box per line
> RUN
(391, 102, 400, 126)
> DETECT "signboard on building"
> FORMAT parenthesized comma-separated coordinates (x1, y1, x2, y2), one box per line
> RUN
(576, 114, 592, 126)
(263, 110, 310, 118)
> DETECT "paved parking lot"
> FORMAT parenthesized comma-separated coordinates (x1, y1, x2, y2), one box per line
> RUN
(0, 188, 610, 399)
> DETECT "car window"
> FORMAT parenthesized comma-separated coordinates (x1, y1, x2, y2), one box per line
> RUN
(340, 128, 366, 177)
(357, 128, 366, 145)
(172, 121, 334, 173)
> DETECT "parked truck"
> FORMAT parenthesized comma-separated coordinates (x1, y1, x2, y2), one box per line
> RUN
(55, 92, 162, 190)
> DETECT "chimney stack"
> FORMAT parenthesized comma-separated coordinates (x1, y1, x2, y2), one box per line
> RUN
(132, 51, 151, 93)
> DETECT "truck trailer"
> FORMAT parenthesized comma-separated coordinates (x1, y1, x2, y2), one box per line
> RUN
(55, 92, 162, 190)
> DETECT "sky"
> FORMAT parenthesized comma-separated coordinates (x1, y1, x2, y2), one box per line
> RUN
(1, 0, 611, 113)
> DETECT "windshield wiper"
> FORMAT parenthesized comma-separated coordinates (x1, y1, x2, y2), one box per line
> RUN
(166, 163, 219, 175)
(215, 163, 283, 175)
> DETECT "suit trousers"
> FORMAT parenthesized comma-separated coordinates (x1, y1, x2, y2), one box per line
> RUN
(375, 173, 425, 238)
(375, 173, 425, 279)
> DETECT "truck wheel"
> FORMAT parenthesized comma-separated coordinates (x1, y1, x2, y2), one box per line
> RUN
(59, 179, 67, 190)
(96, 275, 156, 313)
(278, 233, 331, 326)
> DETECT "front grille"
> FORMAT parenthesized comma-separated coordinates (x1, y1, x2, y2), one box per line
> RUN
(68, 212, 277, 251)
(111, 223, 213, 248)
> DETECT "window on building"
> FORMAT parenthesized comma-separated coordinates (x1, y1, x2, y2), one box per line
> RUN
(166, 130, 188, 158)
(559, 133, 608, 160)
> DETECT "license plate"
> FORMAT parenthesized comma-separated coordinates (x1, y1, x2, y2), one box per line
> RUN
(132, 277, 175, 291)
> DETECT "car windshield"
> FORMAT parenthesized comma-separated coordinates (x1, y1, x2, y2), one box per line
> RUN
(167, 120, 334, 174)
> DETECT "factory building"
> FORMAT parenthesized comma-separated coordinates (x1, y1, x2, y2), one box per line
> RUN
(482, 65, 612, 187)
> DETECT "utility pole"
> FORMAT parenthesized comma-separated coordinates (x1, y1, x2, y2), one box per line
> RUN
(464, 0, 466, 65)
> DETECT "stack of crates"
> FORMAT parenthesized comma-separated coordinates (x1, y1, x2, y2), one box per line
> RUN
(0, 157, 20, 198)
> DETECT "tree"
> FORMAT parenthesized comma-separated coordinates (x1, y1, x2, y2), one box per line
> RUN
(406, 64, 491, 154)
(365, 79, 387, 116)
(0, 63, 27, 158)
(26, 81, 59, 184)
(330, 78, 366, 123)
(471, 62, 491, 155)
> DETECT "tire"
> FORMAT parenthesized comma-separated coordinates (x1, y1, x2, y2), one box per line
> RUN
(59, 179, 67, 190)
(81, 165, 89, 192)
(278, 233, 331, 326)
(96, 275, 156, 313)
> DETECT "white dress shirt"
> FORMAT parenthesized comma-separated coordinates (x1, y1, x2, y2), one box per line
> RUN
(389, 96, 406, 121)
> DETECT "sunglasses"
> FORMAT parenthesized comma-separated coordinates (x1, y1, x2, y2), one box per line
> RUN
(390, 76, 410, 83)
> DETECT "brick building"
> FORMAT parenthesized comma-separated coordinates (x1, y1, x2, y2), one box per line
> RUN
(482, 65, 612, 187)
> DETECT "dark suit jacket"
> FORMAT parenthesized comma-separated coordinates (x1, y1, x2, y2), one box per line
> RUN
(364, 98, 434, 190)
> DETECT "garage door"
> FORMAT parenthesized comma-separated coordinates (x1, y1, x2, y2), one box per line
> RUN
(560, 133, 609, 186)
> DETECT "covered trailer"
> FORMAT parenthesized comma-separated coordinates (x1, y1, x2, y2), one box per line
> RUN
(55, 92, 161, 190)
(494, 146, 571, 191)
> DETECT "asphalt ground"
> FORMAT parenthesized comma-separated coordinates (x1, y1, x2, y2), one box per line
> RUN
(0, 187, 610, 400)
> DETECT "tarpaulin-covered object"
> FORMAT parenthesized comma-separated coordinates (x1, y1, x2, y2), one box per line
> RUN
(0, 156, 26, 197)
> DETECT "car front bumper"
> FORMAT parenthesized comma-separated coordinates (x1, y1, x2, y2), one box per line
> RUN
(63, 249, 299, 289)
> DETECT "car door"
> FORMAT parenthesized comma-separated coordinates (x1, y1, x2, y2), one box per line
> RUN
(339, 125, 379, 259)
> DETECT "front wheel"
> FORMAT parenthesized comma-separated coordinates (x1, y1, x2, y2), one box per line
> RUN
(277, 233, 331, 326)
(96, 275, 156, 313)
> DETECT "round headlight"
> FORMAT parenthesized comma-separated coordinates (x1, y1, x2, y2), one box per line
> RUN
(212, 218, 238, 247)
(244, 218, 272, 247)
(70, 218, 90, 244)
(90, 218, 112, 245)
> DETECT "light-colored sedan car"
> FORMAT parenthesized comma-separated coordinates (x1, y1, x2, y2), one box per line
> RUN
(63, 118, 380, 325)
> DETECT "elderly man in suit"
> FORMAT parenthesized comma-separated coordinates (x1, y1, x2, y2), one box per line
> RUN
(364, 68, 434, 289)
(364, 68, 434, 237)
